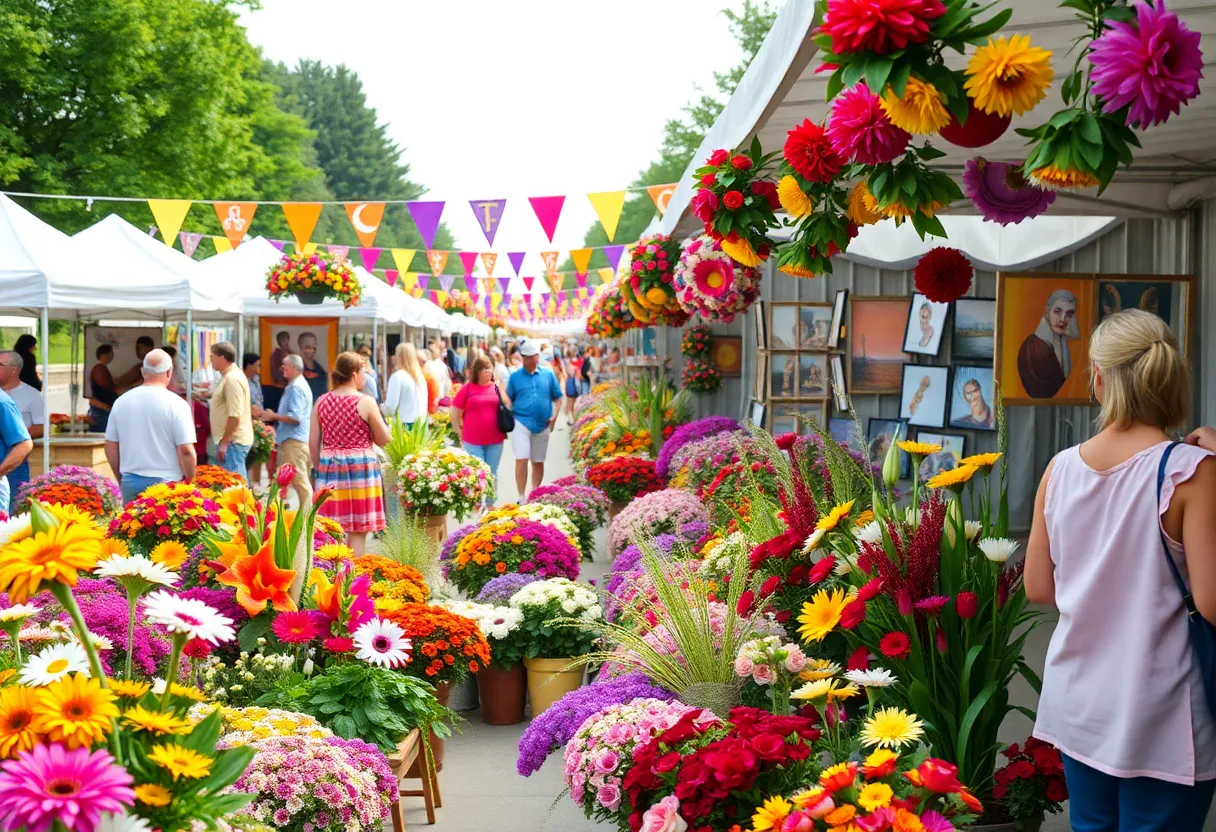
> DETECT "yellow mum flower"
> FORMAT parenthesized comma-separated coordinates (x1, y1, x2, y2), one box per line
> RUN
(964, 34, 1054, 117)
(777, 175, 815, 219)
(32, 674, 118, 749)
(149, 743, 214, 780)
(134, 783, 173, 807)
(778, 260, 819, 279)
(797, 587, 849, 642)
(959, 452, 1002, 469)
(881, 198, 950, 223)
(927, 464, 979, 491)
(721, 236, 762, 267)
(816, 500, 855, 533)
(799, 658, 841, 682)
(860, 707, 926, 749)
(752, 795, 792, 832)
(881, 76, 951, 135)
(858, 781, 895, 812)
(107, 679, 151, 699)
(0, 521, 104, 603)
(847, 182, 883, 226)
(829, 682, 862, 701)
(1027, 164, 1101, 192)
(150, 541, 189, 570)
(98, 539, 130, 560)
(123, 705, 193, 736)
(898, 440, 942, 456)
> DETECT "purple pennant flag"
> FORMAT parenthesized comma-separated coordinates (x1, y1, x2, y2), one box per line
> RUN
(576, 273, 587, 288)
(406, 201, 445, 250)
(557, 290, 567, 304)
(498, 277, 511, 292)
(469, 290, 480, 303)
(179, 232, 203, 257)
(484, 296, 492, 314)
(502, 293, 512, 306)
(439, 274, 455, 293)
(329, 245, 350, 262)
(603, 244, 626, 273)
(508, 252, 527, 276)
(359, 247, 382, 271)
(417, 275, 430, 291)
(468, 199, 506, 247)
(148, 225, 158, 237)
(269, 239, 286, 252)
(458, 251, 478, 276)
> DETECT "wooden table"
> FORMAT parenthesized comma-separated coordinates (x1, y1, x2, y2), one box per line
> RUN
(30, 435, 113, 479)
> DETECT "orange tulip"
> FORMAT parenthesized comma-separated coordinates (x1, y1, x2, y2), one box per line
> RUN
(217, 544, 297, 617)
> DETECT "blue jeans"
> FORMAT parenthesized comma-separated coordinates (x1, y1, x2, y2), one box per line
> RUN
(120, 474, 167, 505)
(1063, 754, 1216, 832)
(462, 441, 503, 503)
(7, 460, 29, 514)
(218, 442, 250, 478)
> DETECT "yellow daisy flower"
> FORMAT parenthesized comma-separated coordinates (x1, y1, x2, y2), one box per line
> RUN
(108, 679, 152, 699)
(122, 705, 193, 735)
(797, 587, 849, 643)
(816, 500, 855, 533)
(964, 34, 1054, 117)
(858, 781, 895, 812)
(44, 503, 96, 527)
(98, 539, 130, 560)
(881, 76, 951, 135)
(791, 678, 835, 701)
(828, 682, 862, 701)
(163, 683, 206, 703)
(0, 522, 104, 603)
(134, 783, 173, 807)
(792, 786, 827, 810)
(960, 452, 1002, 469)
(777, 175, 815, 219)
(150, 541, 189, 570)
(799, 658, 841, 682)
(0, 685, 39, 759)
(31, 673, 118, 749)
(149, 743, 214, 780)
(847, 182, 883, 226)
(721, 236, 762, 268)
(897, 440, 942, 456)
(752, 795, 792, 832)
(860, 707, 926, 749)
(1027, 164, 1101, 192)
(927, 464, 979, 491)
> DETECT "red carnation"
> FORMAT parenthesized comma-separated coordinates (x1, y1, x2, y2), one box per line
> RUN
(788, 564, 809, 585)
(956, 590, 979, 619)
(731, 154, 753, 171)
(807, 556, 836, 584)
(818, 0, 946, 56)
(723, 190, 745, 210)
(751, 179, 781, 210)
(784, 119, 842, 183)
(775, 433, 798, 450)
(914, 247, 974, 302)
(736, 589, 756, 616)
(879, 630, 911, 659)
(846, 645, 871, 671)
(708, 149, 730, 166)
(1045, 777, 1068, 802)
(759, 575, 781, 597)
(856, 577, 883, 602)
(839, 598, 866, 629)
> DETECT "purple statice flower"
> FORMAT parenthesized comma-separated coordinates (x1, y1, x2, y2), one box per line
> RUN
(607, 488, 709, 558)
(476, 573, 539, 604)
(516, 673, 674, 776)
(655, 416, 741, 479)
(38, 577, 173, 676)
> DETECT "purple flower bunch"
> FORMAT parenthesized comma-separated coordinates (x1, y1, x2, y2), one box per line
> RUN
(607, 488, 709, 558)
(528, 484, 610, 559)
(14, 464, 123, 517)
(516, 672, 674, 777)
(438, 520, 480, 578)
(655, 416, 741, 479)
(669, 432, 767, 495)
(476, 572, 539, 604)
(448, 518, 581, 596)
(34, 578, 172, 676)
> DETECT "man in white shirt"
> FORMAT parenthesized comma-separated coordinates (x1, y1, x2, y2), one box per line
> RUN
(104, 349, 198, 504)
(0, 351, 45, 507)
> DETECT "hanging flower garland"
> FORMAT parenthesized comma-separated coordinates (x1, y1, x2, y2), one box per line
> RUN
(681, 323, 713, 359)
(266, 251, 362, 308)
(588, 283, 642, 338)
(673, 235, 761, 323)
(690, 141, 783, 267)
(441, 290, 475, 316)
(682, 359, 722, 394)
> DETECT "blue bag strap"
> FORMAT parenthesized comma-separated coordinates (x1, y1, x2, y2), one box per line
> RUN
(1157, 441, 1201, 617)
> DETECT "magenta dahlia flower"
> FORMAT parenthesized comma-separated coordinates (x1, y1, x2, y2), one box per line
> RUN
(818, 0, 946, 56)
(692, 258, 734, 298)
(1088, 0, 1203, 128)
(828, 85, 911, 164)
(0, 745, 134, 832)
(963, 158, 1055, 225)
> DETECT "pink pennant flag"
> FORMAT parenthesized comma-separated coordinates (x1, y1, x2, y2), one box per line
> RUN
(458, 251, 479, 276)
(359, 247, 382, 271)
(329, 245, 350, 262)
(508, 252, 527, 276)
(406, 201, 445, 250)
(528, 196, 565, 243)
(603, 244, 626, 273)
(523, 277, 535, 291)
(385, 269, 399, 287)
(577, 273, 588, 288)
(179, 232, 203, 257)
(469, 199, 506, 246)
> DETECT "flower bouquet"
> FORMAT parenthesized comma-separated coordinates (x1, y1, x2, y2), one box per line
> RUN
(734, 634, 809, 715)
(607, 488, 709, 559)
(480, 502, 580, 544)
(396, 448, 492, 521)
(509, 578, 603, 660)
(680, 323, 712, 359)
(993, 736, 1067, 825)
(592, 285, 642, 338)
(441, 290, 474, 316)
(681, 359, 722, 394)
(380, 602, 491, 686)
(586, 457, 662, 506)
(446, 516, 581, 596)
(626, 234, 685, 322)
(526, 484, 610, 560)
(48, 412, 71, 433)
(691, 140, 782, 267)
(352, 554, 430, 614)
(194, 464, 246, 494)
(266, 251, 362, 308)
(108, 481, 223, 552)
(675, 235, 762, 322)
(248, 419, 275, 467)
(14, 464, 122, 517)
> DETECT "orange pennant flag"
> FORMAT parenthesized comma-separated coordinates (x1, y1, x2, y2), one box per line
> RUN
(481, 278, 495, 294)
(344, 202, 386, 247)
(540, 251, 559, 274)
(214, 202, 257, 249)
(480, 252, 497, 277)
(570, 248, 593, 276)
(282, 203, 323, 252)
(427, 250, 448, 276)
(647, 184, 678, 217)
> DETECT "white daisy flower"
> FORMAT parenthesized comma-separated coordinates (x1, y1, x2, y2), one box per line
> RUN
(19, 641, 90, 686)
(833, 556, 854, 577)
(844, 667, 899, 688)
(802, 529, 825, 554)
(964, 521, 983, 542)
(143, 590, 236, 644)
(85, 633, 115, 652)
(97, 811, 153, 832)
(0, 514, 31, 547)
(95, 554, 179, 589)
(0, 603, 40, 624)
(353, 617, 412, 669)
(979, 538, 1019, 564)
(853, 522, 883, 546)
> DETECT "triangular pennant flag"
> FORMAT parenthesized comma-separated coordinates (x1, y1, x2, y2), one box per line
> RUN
(523, 277, 535, 291)
(211, 236, 232, 254)
(597, 267, 614, 285)
(391, 248, 416, 273)
(401, 273, 418, 292)
(406, 201, 446, 250)
(587, 191, 626, 242)
(577, 273, 588, 289)
(426, 250, 448, 276)
(481, 278, 495, 294)
(469, 199, 506, 246)
(570, 248, 593, 276)
(344, 202, 386, 247)
(540, 251, 559, 274)
(302, 242, 319, 255)
(498, 277, 511, 292)
(647, 183, 678, 217)
(603, 244, 626, 274)
(359, 247, 382, 271)
(328, 245, 350, 262)
(508, 252, 527, 276)
(385, 269, 399, 287)
(147, 200, 192, 248)
(270, 239, 286, 251)
(528, 195, 565, 243)
(214, 202, 256, 249)
(417, 275, 430, 291)
(458, 251, 479, 276)
(439, 274, 456, 293)
(282, 203, 323, 252)
(480, 252, 497, 277)
(179, 232, 203, 257)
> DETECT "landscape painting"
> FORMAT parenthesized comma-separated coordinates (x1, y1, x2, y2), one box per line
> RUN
(953, 298, 996, 361)
(849, 297, 911, 394)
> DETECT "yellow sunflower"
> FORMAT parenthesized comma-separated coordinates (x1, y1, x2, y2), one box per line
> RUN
(777, 175, 815, 219)
(721, 236, 763, 268)
(107, 679, 152, 699)
(134, 783, 173, 807)
(881, 76, 951, 135)
(44, 504, 96, 527)
(847, 181, 883, 226)
(0, 685, 39, 758)
(860, 707, 926, 749)
(98, 539, 130, 560)
(31, 673, 118, 749)
(858, 782, 895, 812)
(816, 500, 855, 533)
(1026, 164, 1100, 192)
(751, 795, 792, 832)
(959, 452, 1002, 469)
(122, 705, 193, 736)
(150, 541, 189, 570)
(797, 587, 849, 642)
(149, 743, 214, 780)
(927, 464, 979, 491)
(964, 34, 1054, 117)
(0, 521, 104, 603)
(897, 440, 942, 456)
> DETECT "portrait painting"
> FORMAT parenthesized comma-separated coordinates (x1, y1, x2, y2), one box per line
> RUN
(952, 298, 996, 361)
(797, 304, 835, 350)
(711, 336, 743, 378)
(949, 365, 997, 431)
(1096, 277, 1192, 355)
(867, 417, 911, 480)
(831, 355, 848, 413)
(902, 293, 949, 356)
(771, 353, 797, 399)
(771, 306, 798, 350)
(259, 317, 339, 402)
(799, 354, 829, 398)
(849, 297, 910, 394)
(829, 290, 848, 349)
(915, 432, 966, 483)
(996, 274, 1095, 405)
(899, 364, 950, 428)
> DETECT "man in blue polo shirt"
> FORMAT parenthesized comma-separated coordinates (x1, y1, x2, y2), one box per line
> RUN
(506, 339, 562, 497)
(0, 386, 33, 512)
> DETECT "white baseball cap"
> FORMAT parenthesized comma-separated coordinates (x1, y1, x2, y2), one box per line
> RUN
(519, 340, 540, 357)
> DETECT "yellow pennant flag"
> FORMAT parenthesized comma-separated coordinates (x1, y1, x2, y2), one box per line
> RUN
(211, 236, 232, 254)
(399, 272, 417, 292)
(391, 248, 417, 273)
(147, 200, 193, 248)
(587, 191, 626, 242)
(597, 267, 615, 284)
(570, 248, 593, 276)
(302, 242, 319, 255)
(282, 203, 323, 252)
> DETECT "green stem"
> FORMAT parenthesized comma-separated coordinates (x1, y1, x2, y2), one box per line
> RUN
(124, 592, 141, 681)
(161, 634, 185, 711)
(6, 627, 21, 666)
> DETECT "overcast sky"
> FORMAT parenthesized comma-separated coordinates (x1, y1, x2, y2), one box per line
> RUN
(238, 0, 747, 259)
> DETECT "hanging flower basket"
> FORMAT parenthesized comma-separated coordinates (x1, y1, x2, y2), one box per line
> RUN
(266, 251, 362, 308)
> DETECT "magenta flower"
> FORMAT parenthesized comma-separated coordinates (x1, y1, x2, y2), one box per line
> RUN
(272, 610, 327, 644)
(1088, 0, 1203, 128)
(963, 158, 1055, 225)
(827, 85, 910, 164)
(0, 745, 134, 832)
(691, 257, 734, 298)
(914, 595, 951, 616)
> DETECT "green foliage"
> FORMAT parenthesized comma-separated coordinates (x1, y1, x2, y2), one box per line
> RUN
(379, 512, 441, 585)
(384, 414, 445, 468)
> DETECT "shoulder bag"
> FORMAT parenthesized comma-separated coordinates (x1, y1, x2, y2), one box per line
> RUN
(1157, 441, 1216, 718)
(495, 384, 515, 434)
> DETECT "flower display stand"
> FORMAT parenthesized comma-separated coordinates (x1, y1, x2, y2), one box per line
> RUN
(388, 728, 442, 830)
(407, 681, 450, 774)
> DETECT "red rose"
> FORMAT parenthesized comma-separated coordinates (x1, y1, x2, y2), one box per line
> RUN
(1045, 777, 1068, 802)
(731, 154, 753, 170)
(1013, 760, 1036, 779)
(692, 189, 719, 224)
(749, 732, 787, 762)
(736, 589, 755, 616)
(759, 575, 781, 597)
(955, 590, 979, 619)
(839, 598, 866, 629)
(1032, 745, 1062, 774)
(992, 784, 1009, 799)
(658, 711, 707, 746)
(700, 173, 717, 187)
(723, 190, 745, 210)
(708, 149, 730, 166)
(1002, 743, 1021, 759)
(704, 741, 758, 791)
(653, 751, 681, 773)
(916, 759, 963, 793)
(847, 645, 871, 671)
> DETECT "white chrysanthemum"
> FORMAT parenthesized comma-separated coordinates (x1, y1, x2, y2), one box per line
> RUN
(0, 603, 40, 624)
(853, 522, 883, 545)
(0, 514, 31, 547)
(353, 617, 412, 669)
(479, 607, 523, 640)
(844, 667, 899, 688)
(979, 538, 1019, 564)
(97, 812, 153, 832)
(95, 554, 180, 588)
(143, 590, 236, 644)
(86, 633, 115, 652)
(802, 529, 825, 554)
(964, 521, 983, 541)
(19, 641, 90, 686)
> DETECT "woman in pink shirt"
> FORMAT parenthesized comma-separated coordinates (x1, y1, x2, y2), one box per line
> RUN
(451, 354, 510, 507)
(1026, 309, 1216, 830)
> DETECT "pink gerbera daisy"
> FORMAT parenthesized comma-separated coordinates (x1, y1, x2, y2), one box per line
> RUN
(827, 85, 911, 164)
(271, 610, 327, 644)
(0, 744, 134, 832)
(691, 258, 735, 299)
(914, 595, 951, 616)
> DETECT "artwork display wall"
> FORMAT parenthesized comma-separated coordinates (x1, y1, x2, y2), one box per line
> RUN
(754, 294, 845, 434)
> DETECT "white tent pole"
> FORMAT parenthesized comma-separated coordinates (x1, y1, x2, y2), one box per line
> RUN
(372, 317, 378, 386)
(40, 308, 49, 473)
(237, 314, 245, 358)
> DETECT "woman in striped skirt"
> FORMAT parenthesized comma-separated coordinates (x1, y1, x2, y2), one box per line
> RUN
(310, 351, 391, 555)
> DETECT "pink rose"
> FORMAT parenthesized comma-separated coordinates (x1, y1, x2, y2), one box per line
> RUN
(595, 750, 620, 773)
(753, 664, 775, 685)
(734, 655, 755, 677)
(784, 647, 807, 673)
(692, 189, 719, 223)
(640, 795, 687, 832)
(806, 793, 835, 819)
(597, 783, 622, 810)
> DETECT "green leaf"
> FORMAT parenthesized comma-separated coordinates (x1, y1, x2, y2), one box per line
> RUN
(199, 747, 256, 793)
(1078, 114, 1102, 146)
(1015, 660, 1043, 694)
(749, 135, 762, 161)
(825, 67, 846, 102)
(1059, 0, 1093, 11)
(954, 8, 1013, 43)
(237, 615, 273, 653)
(916, 144, 947, 162)
(864, 57, 894, 98)
(957, 679, 1000, 772)
(919, 213, 947, 239)
(842, 61, 867, 91)
(889, 62, 912, 99)
(1049, 109, 1082, 130)
(1053, 142, 1073, 173)
(1103, 5, 1136, 22)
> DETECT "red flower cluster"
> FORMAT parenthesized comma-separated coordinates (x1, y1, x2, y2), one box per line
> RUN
(681, 359, 722, 394)
(784, 119, 843, 183)
(817, 0, 946, 56)
(994, 737, 1067, 804)
(691, 145, 780, 264)
(914, 247, 974, 303)
(680, 324, 713, 359)
(586, 457, 662, 504)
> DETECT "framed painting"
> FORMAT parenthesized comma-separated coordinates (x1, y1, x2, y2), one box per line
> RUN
(771, 352, 798, 400)
(1095, 275, 1194, 357)
(771, 305, 799, 350)
(711, 335, 743, 378)
(772, 401, 827, 435)
(754, 351, 769, 400)
(849, 296, 911, 394)
(258, 316, 339, 401)
(797, 303, 835, 350)
(949, 365, 997, 431)
(831, 354, 849, 413)
(867, 417, 911, 480)
(902, 293, 949, 357)
(830, 417, 863, 453)
(754, 301, 768, 349)
(828, 289, 848, 349)
(749, 398, 767, 428)
(996, 272, 1096, 406)
(799, 354, 829, 398)
(952, 297, 996, 362)
(900, 364, 950, 428)
(915, 431, 966, 483)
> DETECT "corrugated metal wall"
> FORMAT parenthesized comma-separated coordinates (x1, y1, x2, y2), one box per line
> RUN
(641, 208, 1208, 530)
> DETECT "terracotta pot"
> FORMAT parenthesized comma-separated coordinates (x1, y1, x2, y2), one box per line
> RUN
(607, 500, 629, 522)
(476, 663, 526, 725)
(407, 680, 451, 775)
(415, 513, 447, 549)
(524, 657, 584, 716)
(448, 675, 479, 712)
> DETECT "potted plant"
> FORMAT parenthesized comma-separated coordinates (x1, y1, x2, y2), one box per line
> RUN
(395, 446, 492, 547)
(445, 514, 581, 597)
(453, 601, 529, 725)
(984, 737, 1068, 831)
(586, 456, 662, 519)
(266, 250, 362, 307)
(510, 578, 602, 715)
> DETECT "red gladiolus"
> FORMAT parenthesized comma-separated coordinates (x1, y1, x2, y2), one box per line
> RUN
(708, 149, 730, 166)
(839, 598, 866, 629)
(737, 589, 756, 616)
(723, 190, 745, 210)
(275, 464, 296, 488)
(935, 626, 948, 653)
(879, 630, 911, 659)
(731, 154, 753, 170)
(956, 591, 979, 619)
(846, 645, 871, 671)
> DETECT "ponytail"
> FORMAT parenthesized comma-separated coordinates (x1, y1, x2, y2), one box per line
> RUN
(1089, 309, 1189, 431)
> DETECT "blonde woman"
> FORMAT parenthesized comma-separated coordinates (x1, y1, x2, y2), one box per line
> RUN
(489, 346, 510, 388)
(385, 343, 427, 428)
(1026, 309, 1216, 829)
